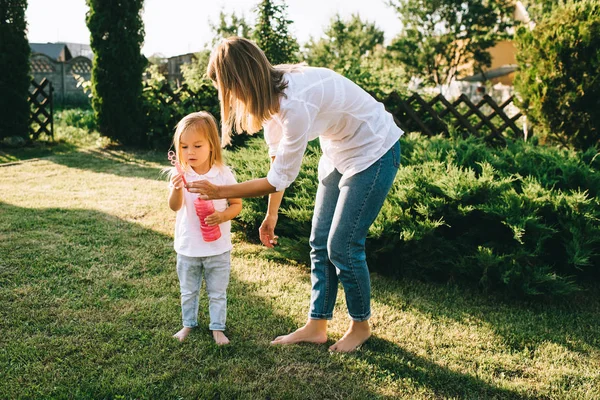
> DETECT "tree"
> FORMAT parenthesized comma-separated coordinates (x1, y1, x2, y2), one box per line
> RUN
(0, 0, 30, 142)
(303, 13, 384, 71)
(252, 0, 299, 65)
(209, 10, 252, 46)
(387, 0, 514, 89)
(86, 0, 146, 146)
(514, 0, 600, 149)
(303, 13, 405, 95)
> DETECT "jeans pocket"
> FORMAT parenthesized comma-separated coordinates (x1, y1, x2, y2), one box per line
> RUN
(391, 141, 401, 168)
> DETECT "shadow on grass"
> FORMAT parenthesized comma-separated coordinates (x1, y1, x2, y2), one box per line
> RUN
(0, 201, 533, 399)
(370, 274, 600, 356)
(43, 147, 168, 181)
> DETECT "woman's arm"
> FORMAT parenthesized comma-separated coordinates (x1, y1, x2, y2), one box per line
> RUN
(186, 177, 277, 200)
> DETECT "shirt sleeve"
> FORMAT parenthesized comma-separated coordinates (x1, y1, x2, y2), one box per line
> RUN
(222, 166, 238, 185)
(266, 99, 316, 191)
(264, 120, 282, 158)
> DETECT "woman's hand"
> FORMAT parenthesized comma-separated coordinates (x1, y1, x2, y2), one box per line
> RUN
(259, 214, 279, 248)
(186, 179, 221, 200)
(204, 211, 226, 226)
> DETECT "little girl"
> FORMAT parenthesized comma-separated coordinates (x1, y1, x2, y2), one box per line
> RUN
(167, 111, 242, 345)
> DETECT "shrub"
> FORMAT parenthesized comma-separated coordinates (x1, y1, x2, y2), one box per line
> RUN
(86, 0, 146, 146)
(228, 134, 600, 297)
(515, 0, 600, 150)
(142, 65, 220, 151)
(0, 0, 30, 141)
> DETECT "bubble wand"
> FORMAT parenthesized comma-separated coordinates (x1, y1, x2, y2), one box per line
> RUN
(168, 150, 221, 242)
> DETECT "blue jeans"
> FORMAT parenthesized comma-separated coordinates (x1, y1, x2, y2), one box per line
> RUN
(309, 141, 400, 321)
(176, 251, 231, 330)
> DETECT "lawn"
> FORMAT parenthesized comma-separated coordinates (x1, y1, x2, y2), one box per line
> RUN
(1, 126, 599, 399)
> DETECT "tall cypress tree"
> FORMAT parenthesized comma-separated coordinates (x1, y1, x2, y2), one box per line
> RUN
(0, 0, 30, 141)
(86, 0, 146, 146)
(252, 0, 299, 65)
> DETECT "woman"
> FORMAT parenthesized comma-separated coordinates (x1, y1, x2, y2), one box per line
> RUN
(187, 37, 402, 352)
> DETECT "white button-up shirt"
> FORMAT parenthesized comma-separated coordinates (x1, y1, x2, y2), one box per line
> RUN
(264, 66, 403, 191)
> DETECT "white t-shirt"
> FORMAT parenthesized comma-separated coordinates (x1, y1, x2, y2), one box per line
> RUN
(173, 165, 238, 257)
(264, 66, 403, 191)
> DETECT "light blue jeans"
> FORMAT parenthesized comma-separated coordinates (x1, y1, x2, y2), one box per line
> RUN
(176, 251, 231, 331)
(309, 141, 400, 321)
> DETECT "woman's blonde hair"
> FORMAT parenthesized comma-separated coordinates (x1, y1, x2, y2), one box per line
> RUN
(207, 37, 295, 145)
(172, 111, 223, 172)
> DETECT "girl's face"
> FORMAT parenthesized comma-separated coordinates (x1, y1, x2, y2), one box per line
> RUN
(179, 127, 212, 174)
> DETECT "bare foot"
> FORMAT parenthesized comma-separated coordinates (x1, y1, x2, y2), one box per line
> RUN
(271, 319, 328, 345)
(212, 330, 230, 345)
(329, 320, 371, 353)
(173, 327, 192, 342)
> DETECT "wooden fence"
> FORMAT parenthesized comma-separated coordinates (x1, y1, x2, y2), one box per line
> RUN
(148, 81, 528, 145)
(29, 78, 54, 139)
(379, 91, 527, 144)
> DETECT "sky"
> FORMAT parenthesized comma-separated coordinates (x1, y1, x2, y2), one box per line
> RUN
(25, 0, 403, 58)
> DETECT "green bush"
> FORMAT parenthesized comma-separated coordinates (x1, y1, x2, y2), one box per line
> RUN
(56, 109, 97, 131)
(0, 0, 30, 141)
(142, 65, 220, 150)
(86, 0, 146, 146)
(228, 134, 600, 297)
(515, 0, 600, 150)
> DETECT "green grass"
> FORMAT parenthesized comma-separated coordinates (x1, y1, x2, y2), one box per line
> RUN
(1, 135, 599, 399)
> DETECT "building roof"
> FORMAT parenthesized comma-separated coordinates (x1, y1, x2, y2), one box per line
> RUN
(30, 43, 72, 61)
(459, 65, 518, 82)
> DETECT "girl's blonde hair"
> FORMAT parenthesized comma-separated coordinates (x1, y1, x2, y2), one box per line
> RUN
(172, 111, 223, 172)
(207, 36, 300, 145)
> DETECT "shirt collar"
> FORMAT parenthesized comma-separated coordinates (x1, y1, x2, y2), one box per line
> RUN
(187, 165, 219, 179)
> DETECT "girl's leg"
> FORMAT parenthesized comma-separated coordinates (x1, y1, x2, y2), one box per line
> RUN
(174, 253, 203, 341)
(328, 141, 400, 352)
(204, 251, 231, 345)
(271, 168, 342, 345)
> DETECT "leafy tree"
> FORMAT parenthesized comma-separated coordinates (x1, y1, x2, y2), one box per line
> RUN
(303, 13, 383, 71)
(0, 0, 30, 141)
(252, 0, 299, 65)
(209, 10, 252, 46)
(86, 0, 146, 146)
(303, 13, 405, 95)
(514, 0, 600, 149)
(387, 0, 514, 88)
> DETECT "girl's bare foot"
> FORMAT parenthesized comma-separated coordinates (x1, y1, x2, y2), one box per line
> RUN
(173, 327, 192, 342)
(271, 319, 328, 345)
(329, 320, 371, 353)
(212, 330, 230, 345)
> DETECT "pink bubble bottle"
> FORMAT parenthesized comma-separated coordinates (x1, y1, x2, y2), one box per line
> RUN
(194, 198, 222, 242)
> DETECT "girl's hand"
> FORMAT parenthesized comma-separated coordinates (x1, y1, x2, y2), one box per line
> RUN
(205, 211, 225, 226)
(187, 179, 221, 200)
(259, 214, 279, 248)
(171, 174, 184, 190)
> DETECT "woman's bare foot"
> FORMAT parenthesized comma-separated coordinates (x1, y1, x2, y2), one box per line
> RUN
(212, 330, 230, 345)
(329, 320, 371, 353)
(173, 327, 193, 342)
(271, 319, 328, 345)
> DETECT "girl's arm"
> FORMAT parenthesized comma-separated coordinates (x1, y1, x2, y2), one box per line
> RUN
(168, 174, 185, 211)
(204, 198, 242, 226)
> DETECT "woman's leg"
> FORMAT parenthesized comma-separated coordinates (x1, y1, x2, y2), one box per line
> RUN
(328, 141, 400, 351)
(271, 168, 342, 345)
